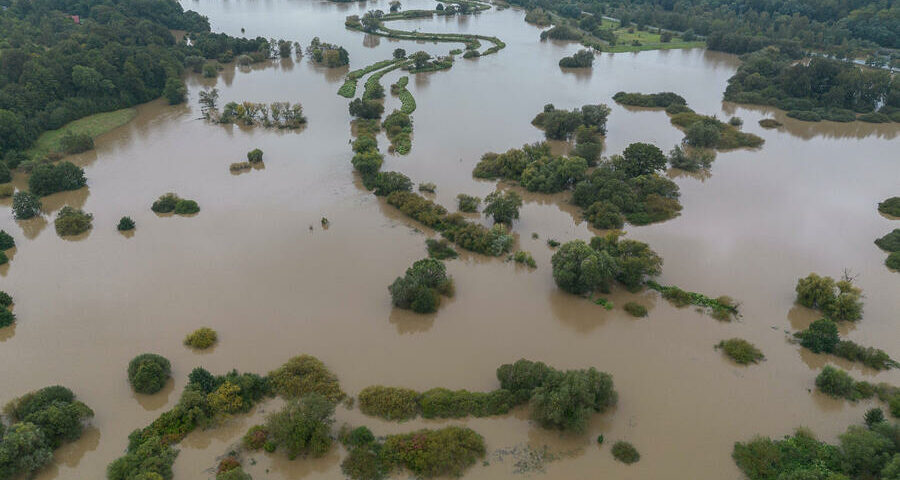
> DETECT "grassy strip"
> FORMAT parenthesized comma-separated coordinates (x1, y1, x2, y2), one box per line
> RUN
(363, 61, 412, 100)
(346, 20, 505, 57)
(338, 58, 404, 98)
(646, 280, 739, 320)
(27, 108, 136, 157)
(391, 76, 417, 115)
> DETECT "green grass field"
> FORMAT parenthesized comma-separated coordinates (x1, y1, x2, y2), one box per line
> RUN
(27, 108, 137, 158)
(599, 19, 705, 53)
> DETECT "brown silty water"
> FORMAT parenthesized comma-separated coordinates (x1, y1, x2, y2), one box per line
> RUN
(0, 0, 898, 479)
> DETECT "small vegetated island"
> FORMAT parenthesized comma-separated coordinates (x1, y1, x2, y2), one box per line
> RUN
(0, 386, 94, 479)
(151, 193, 201, 215)
(875, 228, 900, 272)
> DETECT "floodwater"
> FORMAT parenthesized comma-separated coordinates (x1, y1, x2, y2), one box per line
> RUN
(1, 0, 898, 479)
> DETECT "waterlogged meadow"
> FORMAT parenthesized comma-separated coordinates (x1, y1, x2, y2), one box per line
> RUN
(0, 0, 898, 479)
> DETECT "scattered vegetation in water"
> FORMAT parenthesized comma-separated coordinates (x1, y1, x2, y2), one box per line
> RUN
(623, 302, 647, 317)
(117, 216, 135, 232)
(647, 280, 739, 320)
(12, 191, 42, 219)
(758, 118, 782, 128)
(716, 338, 764, 364)
(558, 49, 594, 68)
(29, 161, 86, 197)
(668, 145, 714, 171)
(268, 354, 346, 402)
(418, 182, 436, 193)
(887, 252, 900, 271)
(127, 353, 172, 394)
(184, 327, 218, 350)
(230, 162, 252, 172)
(457, 194, 480, 213)
(389, 258, 454, 314)
(531, 103, 610, 140)
(152, 193, 201, 216)
(483, 190, 522, 224)
(307, 37, 349, 67)
(54, 206, 93, 236)
(474, 142, 589, 193)
(613, 91, 686, 108)
(794, 318, 898, 370)
(0, 306, 15, 327)
(0, 386, 94, 479)
(392, 76, 417, 114)
(383, 110, 412, 154)
(510, 250, 536, 268)
(0, 290, 12, 308)
(611, 441, 640, 464)
(812, 366, 899, 406)
(200, 89, 307, 129)
(593, 297, 613, 309)
(426, 238, 458, 260)
(372, 171, 412, 196)
(349, 98, 385, 120)
(546, 239, 560, 248)
(553, 232, 662, 294)
(795, 272, 863, 322)
(878, 197, 900, 217)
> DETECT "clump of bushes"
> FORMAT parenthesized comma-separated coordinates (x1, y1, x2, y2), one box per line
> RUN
(0, 184, 13, 198)
(12, 191, 42, 219)
(426, 238, 458, 260)
(647, 281, 738, 320)
(758, 118, 782, 128)
(230, 162, 251, 172)
(127, 353, 171, 394)
(418, 182, 436, 193)
(0, 386, 93, 478)
(887, 252, 900, 270)
(483, 190, 522, 224)
(247, 148, 264, 164)
(388, 258, 454, 314)
(267, 354, 345, 402)
(184, 327, 218, 349)
(349, 98, 385, 119)
(716, 338, 764, 364)
(510, 250, 536, 268)
(531, 103, 610, 140)
(552, 232, 662, 294)
(307, 37, 349, 67)
(795, 273, 863, 322)
(59, 131, 94, 154)
(383, 110, 413, 154)
(242, 425, 269, 450)
(117, 216, 135, 231)
(668, 145, 714, 171)
(264, 393, 335, 459)
(174, 199, 200, 215)
(358, 386, 421, 421)
(0, 230, 15, 250)
(623, 302, 647, 317)
(456, 194, 480, 213)
(54, 206, 93, 236)
(875, 229, 900, 252)
(373, 171, 412, 196)
(612, 91, 686, 109)
(795, 318, 897, 370)
(815, 365, 874, 401)
(213, 100, 307, 129)
(0, 306, 15, 327)
(152, 193, 200, 215)
(611, 441, 640, 464)
(878, 197, 900, 217)
(28, 161, 86, 196)
(473, 142, 589, 193)
(559, 49, 594, 68)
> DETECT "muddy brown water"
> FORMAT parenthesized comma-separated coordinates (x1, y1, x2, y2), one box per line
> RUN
(1, 0, 898, 479)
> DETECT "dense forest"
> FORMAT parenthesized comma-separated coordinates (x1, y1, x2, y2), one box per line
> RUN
(0, 0, 272, 161)
(506, 0, 899, 55)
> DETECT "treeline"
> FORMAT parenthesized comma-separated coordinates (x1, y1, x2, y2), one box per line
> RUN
(0, 0, 284, 161)
(505, 0, 899, 55)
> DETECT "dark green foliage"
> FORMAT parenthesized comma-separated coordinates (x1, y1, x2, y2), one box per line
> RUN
(733, 428, 847, 480)
(358, 386, 420, 421)
(670, 111, 764, 150)
(12, 192, 42, 219)
(0, 291, 12, 308)
(795, 318, 840, 353)
(247, 148, 264, 164)
(552, 233, 663, 294)
(341, 442, 388, 480)
(242, 425, 269, 450)
(613, 91, 686, 108)
(559, 49, 594, 68)
(59, 132, 94, 154)
(611, 441, 640, 464)
(382, 426, 485, 478)
(572, 159, 681, 227)
(426, 238, 458, 260)
(54, 206, 93, 236)
(456, 194, 480, 212)
(716, 338, 764, 364)
(268, 355, 345, 402)
(878, 197, 900, 217)
(530, 368, 617, 432)
(308, 37, 350, 67)
(875, 229, 900, 252)
(373, 171, 412, 196)
(474, 142, 589, 194)
(0, 230, 15, 250)
(127, 354, 171, 394)
(496, 359, 556, 404)
(795, 273, 864, 322)
(668, 145, 714, 171)
(151, 193, 179, 213)
(174, 199, 200, 215)
(265, 393, 335, 459)
(0, 308, 14, 327)
(758, 118, 782, 128)
(420, 388, 514, 419)
(584, 201, 625, 229)
(28, 162, 86, 196)
(382, 110, 412, 154)
(887, 252, 900, 270)
(646, 281, 738, 319)
(385, 191, 447, 228)
(349, 98, 385, 119)
(388, 258, 454, 313)
(816, 366, 873, 401)
(540, 24, 581, 41)
(623, 302, 647, 317)
(532, 103, 611, 140)
(865, 408, 885, 427)
(617, 142, 667, 177)
(117, 217, 136, 231)
(163, 77, 187, 105)
(483, 190, 522, 224)
(341, 426, 376, 448)
(107, 435, 178, 480)
(511, 250, 536, 268)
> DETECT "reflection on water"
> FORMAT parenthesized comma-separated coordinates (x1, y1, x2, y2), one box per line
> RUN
(0, 0, 897, 479)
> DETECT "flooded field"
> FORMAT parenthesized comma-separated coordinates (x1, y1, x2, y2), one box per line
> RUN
(0, 0, 898, 479)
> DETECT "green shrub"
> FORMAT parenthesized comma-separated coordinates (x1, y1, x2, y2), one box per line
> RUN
(217, 467, 251, 480)
(795, 273, 863, 322)
(456, 194, 480, 212)
(878, 197, 900, 217)
(340, 425, 376, 448)
(426, 238, 458, 260)
(584, 201, 625, 229)
(151, 193, 179, 213)
(117, 216, 135, 231)
(0, 184, 13, 198)
(758, 118, 782, 128)
(612, 91, 686, 108)
(127, 354, 172, 394)
(389, 258, 454, 314)
(174, 199, 200, 215)
(496, 359, 556, 404)
(247, 148, 264, 163)
(418, 182, 436, 193)
(875, 229, 900, 252)
(551, 240, 617, 295)
(265, 393, 335, 459)
(483, 190, 522, 224)
(12, 191, 42, 219)
(59, 131, 94, 154)
(349, 98, 384, 119)
(382, 426, 485, 478)
(358, 386, 420, 421)
(611, 441, 640, 464)
(267, 355, 345, 401)
(716, 338, 764, 364)
(54, 206, 93, 236)
(0, 307, 15, 327)
(887, 252, 900, 270)
(373, 171, 412, 196)
(623, 302, 647, 317)
(530, 368, 617, 432)
(242, 425, 269, 450)
(864, 408, 885, 427)
(163, 77, 186, 105)
(0, 290, 12, 307)
(511, 250, 536, 268)
(668, 145, 714, 171)
(795, 318, 840, 353)
(28, 162, 86, 196)
(815, 366, 871, 400)
(184, 327, 218, 349)
(0, 230, 15, 250)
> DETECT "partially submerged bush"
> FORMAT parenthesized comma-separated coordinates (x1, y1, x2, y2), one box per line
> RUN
(358, 386, 420, 421)
(716, 338, 764, 364)
(184, 327, 218, 349)
(418, 182, 436, 193)
(815, 365, 872, 401)
(59, 131, 94, 154)
(28, 162, 86, 196)
(426, 238, 458, 260)
(247, 148, 264, 164)
(796, 318, 897, 370)
(623, 302, 647, 317)
(242, 425, 269, 450)
(117, 216, 135, 231)
(483, 190, 522, 224)
(382, 426, 485, 478)
(174, 199, 200, 215)
(875, 229, 900, 252)
(373, 171, 412, 196)
(457, 194, 480, 212)
(758, 118, 782, 128)
(878, 197, 900, 217)
(54, 206, 93, 236)
(127, 353, 171, 394)
(511, 250, 536, 268)
(611, 441, 640, 464)
(389, 258, 454, 314)
(0, 307, 15, 327)
(151, 193, 179, 213)
(0, 230, 15, 250)
(12, 191, 42, 219)
(268, 354, 346, 401)
(795, 273, 863, 322)
(265, 393, 335, 459)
